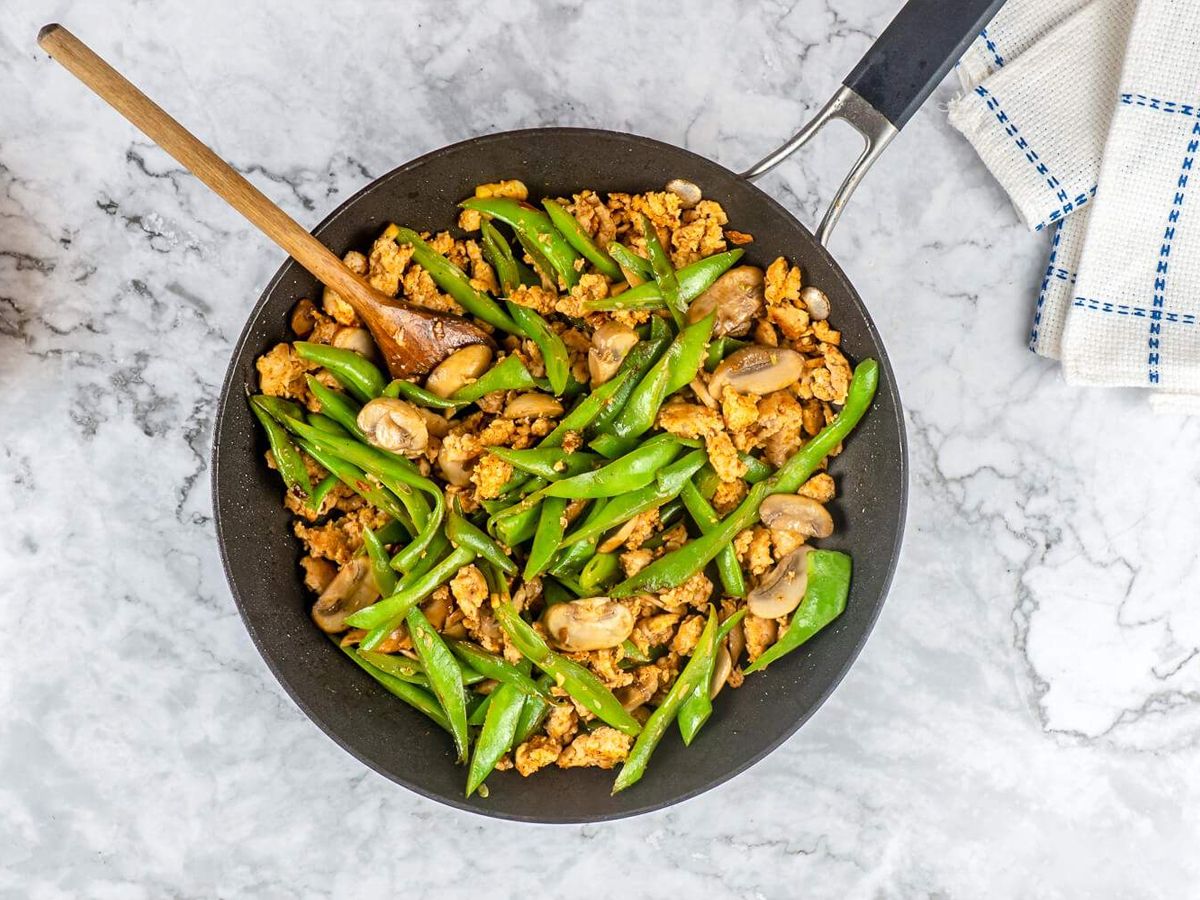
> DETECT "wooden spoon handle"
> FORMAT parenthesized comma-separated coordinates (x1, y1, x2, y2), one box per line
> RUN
(37, 23, 373, 310)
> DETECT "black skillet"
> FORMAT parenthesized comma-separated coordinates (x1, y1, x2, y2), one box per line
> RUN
(77, 0, 1006, 821)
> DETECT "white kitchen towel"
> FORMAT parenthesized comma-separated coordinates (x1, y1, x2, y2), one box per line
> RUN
(1061, 1, 1200, 392)
(947, 0, 1136, 232)
(957, 0, 1092, 88)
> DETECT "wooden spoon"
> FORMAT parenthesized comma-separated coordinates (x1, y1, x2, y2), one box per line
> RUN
(37, 23, 492, 378)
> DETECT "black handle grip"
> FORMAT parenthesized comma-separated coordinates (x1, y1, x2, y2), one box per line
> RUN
(843, 0, 1007, 129)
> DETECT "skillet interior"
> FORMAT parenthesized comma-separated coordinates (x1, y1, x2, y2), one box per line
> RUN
(212, 128, 907, 823)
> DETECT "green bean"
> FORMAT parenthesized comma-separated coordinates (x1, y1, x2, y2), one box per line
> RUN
(506, 302, 570, 395)
(742, 551, 851, 674)
(447, 499, 517, 575)
(467, 691, 493, 726)
(250, 398, 312, 501)
(466, 680, 524, 797)
(491, 501, 540, 548)
(480, 219, 522, 294)
(539, 369, 633, 447)
(356, 650, 428, 687)
(583, 250, 744, 311)
(373, 519, 409, 546)
(494, 600, 641, 737)
(339, 641, 449, 732)
(305, 376, 367, 440)
(460, 198, 582, 289)
(347, 545, 476, 631)
(579, 552, 621, 593)
(294, 342, 385, 402)
(639, 214, 684, 326)
(705, 337, 749, 371)
(611, 359, 878, 597)
(548, 499, 608, 574)
(612, 606, 718, 794)
(449, 354, 538, 405)
(606, 241, 653, 280)
(513, 674, 555, 745)
(561, 450, 707, 547)
(390, 225, 523, 335)
(294, 436, 411, 528)
(543, 434, 686, 499)
(362, 526, 398, 595)
(307, 474, 339, 512)
(542, 579, 575, 607)
(620, 639, 652, 664)
(677, 609, 747, 745)
(383, 379, 460, 409)
(406, 607, 469, 762)
(525, 496, 567, 579)
(541, 198, 622, 280)
(449, 641, 554, 699)
(679, 481, 746, 597)
(486, 446, 601, 482)
(609, 314, 715, 440)
(590, 337, 671, 436)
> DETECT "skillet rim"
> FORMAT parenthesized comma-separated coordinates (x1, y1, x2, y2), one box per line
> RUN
(212, 125, 909, 823)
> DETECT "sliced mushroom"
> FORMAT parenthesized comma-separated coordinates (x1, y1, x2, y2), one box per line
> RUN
(759, 494, 834, 540)
(542, 597, 635, 652)
(709, 644, 733, 699)
(425, 344, 493, 398)
(504, 392, 564, 419)
(290, 298, 319, 337)
(746, 546, 812, 619)
(331, 326, 376, 357)
(800, 285, 831, 321)
(437, 442, 473, 486)
(588, 322, 640, 386)
(708, 345, 804, 397)
(666, 178, 702, 209)
(311, 558, 380, 633)
(357, 398, 429, 458)
(597, 517, 641, 554)
(686, 266, 764, 337)
(418, 407, 451, 438)
(615, 679, 656, 712)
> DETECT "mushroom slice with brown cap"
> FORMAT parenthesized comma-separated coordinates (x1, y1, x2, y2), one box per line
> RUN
(708, 345, 804, 397)
(312, 558, 380, 633)
(357, 398, 429, 458)
(746, 546, 812, 619)
(425, 344, 493, 398)
(709, 644, 733, 699)
(542, 597, 635, 652)
(759, 494, 835, 541)
(504, 392, 563, 419)
(686, 266, 764, 337)
(588, 322, 640, 386)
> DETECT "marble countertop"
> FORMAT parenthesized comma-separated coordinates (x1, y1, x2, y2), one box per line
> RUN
(3, 0, 1198, 896)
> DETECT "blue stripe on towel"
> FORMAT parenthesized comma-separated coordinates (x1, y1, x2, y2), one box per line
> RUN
(980, 28, 1005, 70)
(1073, 296, 1198, 326)
(1030, 224, 1063, 351)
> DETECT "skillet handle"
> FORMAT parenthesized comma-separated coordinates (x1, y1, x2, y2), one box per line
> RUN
(743, 0, 1007, 246)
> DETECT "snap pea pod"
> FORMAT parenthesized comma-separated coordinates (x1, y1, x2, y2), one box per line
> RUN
(705, 337, 749, 371)
(494, 600, 641, 737)
(609, 314, 715, 440)
(541, 198, 622, 280)
(373, 519, 409, 546)
(612, 606, 719, 794)
(459, 198, 582, 289)
(449, 354, 538, 405)
(305, 413, 348, 436)
(250, 398, 312, 501)
(406, 607, 469, 762)
(293, 436, 412, 529)
(512, 229, 559, 289)
(611, 359, 878, 597)
(525, 496, 568, 579)
(506, 301, 570, 395)
(389, 225, 523, 335)
(447, 499, 517, 575)
(693, 453, 772, 500)
(679, 480, 746, 598)
(542, 434, 686, 499)
(640, 500, 684, 549)
(308, 474, 339, 512)
(480, 219, 522, 294)
(466, 680, 525, 797)
(742, 551, 851, 674)
(347, 545, 476, 631)
(339, 642, 450, 732)
(513, 673, 556, 745)
(305, 376, 367, 440)
(590, 336, 671, 436)
(485, 447, 601, 482)
(540, 369, 633, 447)
(362, 526, 398, 595)
(548, 499, 608, 574)
(677, 609, 748, 745)
(579, 552, 621, 593)
(606, 241, 653, 280)
(294, 342, 386, 402)
(467, 692, 493, 726)
(561, 450, 708, 547)
(356, 650, 428, 687)
(449, 641, 554, 699)
(395, 527, 451, 581)
(491, 501, 540, 548)
(583, 250, 744, 311)
(542, 579, 576, 607)
(383, 378, 460, 409)
(639, 214, 683, 326)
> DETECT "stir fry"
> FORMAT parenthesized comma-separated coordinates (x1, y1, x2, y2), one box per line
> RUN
(251, 178, 876, 796)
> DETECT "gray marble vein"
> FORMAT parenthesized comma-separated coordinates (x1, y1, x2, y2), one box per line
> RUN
(1, 0, 1198, 897)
